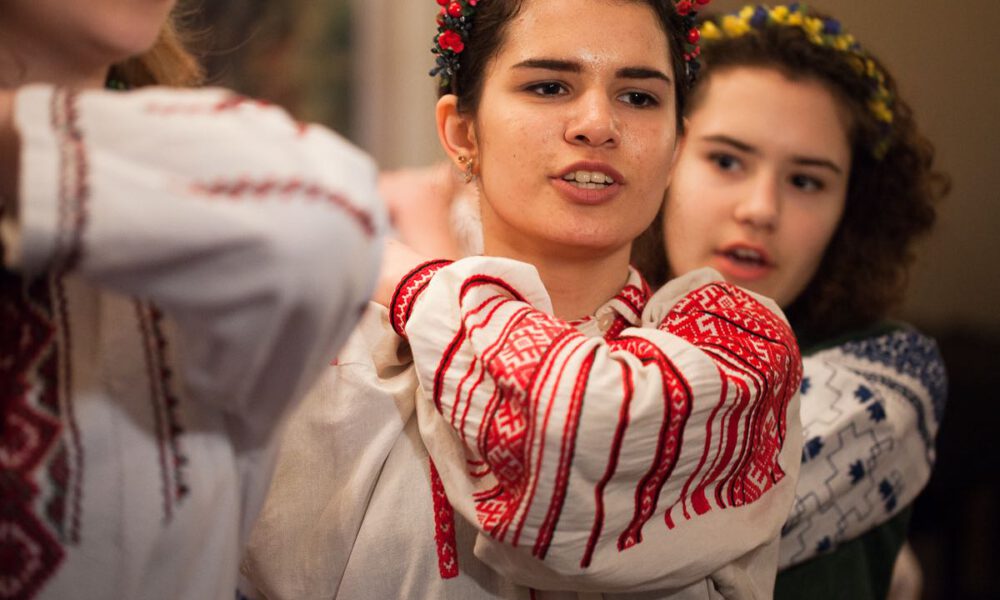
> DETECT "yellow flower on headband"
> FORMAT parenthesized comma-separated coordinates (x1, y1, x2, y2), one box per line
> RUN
(834, 34, 856, 51)
(804, 17, 824, 37)
(701, 21, 723, 41)
(699, 4, 898, 159)
(870, 100, 893, 124)
(722, 14, 751, 37)
(849, 56, 866, 75)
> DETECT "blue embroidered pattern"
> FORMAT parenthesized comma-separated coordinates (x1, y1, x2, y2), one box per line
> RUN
(779, 326, 946, 568)
(840, 328, 947, 423)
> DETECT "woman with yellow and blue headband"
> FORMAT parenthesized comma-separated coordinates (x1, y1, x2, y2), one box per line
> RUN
(647, 4, 949, 598)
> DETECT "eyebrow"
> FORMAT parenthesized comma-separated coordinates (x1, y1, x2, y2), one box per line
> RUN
(702, 134, 844, 175)
(512, 59, 671, 85)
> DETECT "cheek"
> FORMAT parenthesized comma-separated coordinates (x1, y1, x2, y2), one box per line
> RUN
(663, 195, 705, 271)
(482, 108, 550, 173)
(786, 206, 843, 276)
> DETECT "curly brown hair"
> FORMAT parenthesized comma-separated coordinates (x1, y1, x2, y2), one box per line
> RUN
(635, 10, 950, 344)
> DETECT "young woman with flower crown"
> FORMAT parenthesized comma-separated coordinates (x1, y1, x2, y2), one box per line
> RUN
(0, 3, 386, 598)
(244, 1, 803, 599)
(382, 5, 948, 597)
(632, 4, 948, 598)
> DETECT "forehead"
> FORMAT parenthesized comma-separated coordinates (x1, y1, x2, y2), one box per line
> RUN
(690, 67, 850, 151)
(691, 67, 852, 160)
(497, 0, 673, 73)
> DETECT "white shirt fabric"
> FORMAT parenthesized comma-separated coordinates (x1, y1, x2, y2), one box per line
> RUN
(245, 261, 803, 599)
(780, 325, 946, 568)
(0, 85, 386, 600)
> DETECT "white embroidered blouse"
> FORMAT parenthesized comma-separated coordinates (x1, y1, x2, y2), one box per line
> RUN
(0, 86, 386, 599)
(245, 259, 803, 599)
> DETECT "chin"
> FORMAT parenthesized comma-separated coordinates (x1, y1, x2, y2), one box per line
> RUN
(93, 15, 170, 59)
(546, 232, 633, 259)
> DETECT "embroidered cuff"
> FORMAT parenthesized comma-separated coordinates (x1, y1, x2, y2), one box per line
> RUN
(389, 258, 452, 339)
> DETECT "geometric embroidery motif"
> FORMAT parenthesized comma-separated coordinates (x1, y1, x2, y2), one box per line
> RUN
(0, 272, 67, 599)
(659, 282, 800, 529)
(840, 328, 947, 424)
(1, 89, 89, 598)
(778, 326, 944, 567)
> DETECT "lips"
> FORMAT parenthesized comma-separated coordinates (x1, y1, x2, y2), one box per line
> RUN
(552, 161, 624, 205)
(712, 243, 775, 281)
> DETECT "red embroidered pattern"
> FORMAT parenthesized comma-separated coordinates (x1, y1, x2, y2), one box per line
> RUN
(425, 275, 799, 571)
(532, 346, 597, 560)
(136, 303, 189, 522)
(611, 336, 693, 551)
(426, 274, 665, 567)
(428, 459, 459, 579)
(190, 178, 378, 238)
(0, 273, 66, 599)
(0, 89, 95, 599)
(610, 284, 647, 323)
(389, 259, 452, 338)
(51, 90, 90, 547)
(52, 90, 88, 273)
(658, 282, 800, 528)
(487, 314, 580, 548)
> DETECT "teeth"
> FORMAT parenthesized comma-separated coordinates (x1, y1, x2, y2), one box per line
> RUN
(562, 170, 615, 185)
(729, 248, 764, 263)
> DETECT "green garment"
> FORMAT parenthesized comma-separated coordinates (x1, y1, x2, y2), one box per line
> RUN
(774, 507, 912, 600)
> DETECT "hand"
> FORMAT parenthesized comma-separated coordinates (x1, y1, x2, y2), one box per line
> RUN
(372, 238, 431, 307)
(379, 162, 463, 260)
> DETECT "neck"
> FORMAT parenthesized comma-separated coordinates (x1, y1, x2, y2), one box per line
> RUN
(0, 30, 110, 90)
(484, 238, 632, 320)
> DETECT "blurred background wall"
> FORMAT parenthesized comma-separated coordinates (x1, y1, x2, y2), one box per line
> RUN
(185, 1, 998, 598)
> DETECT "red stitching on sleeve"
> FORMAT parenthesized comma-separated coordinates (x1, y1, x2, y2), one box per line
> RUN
(388, 259, 452, 339)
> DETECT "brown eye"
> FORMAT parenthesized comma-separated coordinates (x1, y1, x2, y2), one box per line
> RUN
(528, 82, 567, 96)
(709, 152, 740, 172)
(617, 91, 658, 108)
(790, 174, 824, 191)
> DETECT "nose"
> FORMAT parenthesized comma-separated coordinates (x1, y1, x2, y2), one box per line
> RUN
(565, 90, 620, 148)
(733, 172, 780, 230)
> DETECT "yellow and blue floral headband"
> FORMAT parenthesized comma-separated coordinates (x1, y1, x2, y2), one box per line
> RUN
(700, 3, 895, 159)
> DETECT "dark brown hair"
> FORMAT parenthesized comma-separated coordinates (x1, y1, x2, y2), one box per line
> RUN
(638, 13, 949, 344)
(440, 0, 691, 132)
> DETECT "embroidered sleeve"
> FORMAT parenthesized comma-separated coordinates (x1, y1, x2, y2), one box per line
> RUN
(405, 258, 803, 591)
(8, 85, 387, 437)
(779, 327, 946, 568)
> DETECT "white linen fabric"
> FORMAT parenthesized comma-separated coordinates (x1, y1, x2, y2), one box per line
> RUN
(0, 86, 386, 600)
(779, 326, 946, 568)
(245, 261, 803, 600)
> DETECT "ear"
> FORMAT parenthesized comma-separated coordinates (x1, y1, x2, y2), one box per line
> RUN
(436, 94, 478, 172)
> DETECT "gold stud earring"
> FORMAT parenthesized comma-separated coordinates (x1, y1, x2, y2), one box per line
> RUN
(456, 155, 475, 184)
